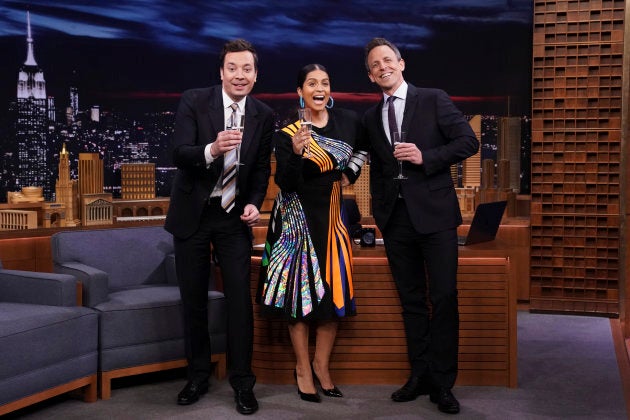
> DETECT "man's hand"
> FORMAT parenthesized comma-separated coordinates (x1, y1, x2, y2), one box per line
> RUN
(393, 142, 423, 165)
(211, 129, 242, 158)
(240, 204, 260, 227)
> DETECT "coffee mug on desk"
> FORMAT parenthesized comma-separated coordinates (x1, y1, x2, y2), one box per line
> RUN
(358, 227, 375, 247)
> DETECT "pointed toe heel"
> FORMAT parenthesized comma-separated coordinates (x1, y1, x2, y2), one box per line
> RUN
(311, 363, 343, 398)
(294, 369, 321, 403)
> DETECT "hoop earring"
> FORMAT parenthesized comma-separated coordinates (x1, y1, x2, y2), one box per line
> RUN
(326, 96, 334, 109)
(299, 96, 305, 108)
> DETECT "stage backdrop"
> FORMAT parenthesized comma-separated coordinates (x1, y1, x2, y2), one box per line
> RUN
(0, 0, 533, 201)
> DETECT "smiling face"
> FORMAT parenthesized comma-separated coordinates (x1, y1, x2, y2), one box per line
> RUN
(297, 69, 330, 112)
(366, 44, 405, 96)
(220, 50, 258, 102)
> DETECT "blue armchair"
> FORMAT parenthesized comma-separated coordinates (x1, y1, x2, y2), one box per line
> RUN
(51, 226, 227, 399)
(0, 262, 98, 416)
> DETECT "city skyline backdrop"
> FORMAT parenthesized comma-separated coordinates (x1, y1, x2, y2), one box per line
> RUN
(0, 0, 534, 202)
(1, 0, 533, 114)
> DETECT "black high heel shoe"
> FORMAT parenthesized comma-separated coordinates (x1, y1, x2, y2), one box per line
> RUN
(311, 363, 343, 398)
(294, 369, 321, 403)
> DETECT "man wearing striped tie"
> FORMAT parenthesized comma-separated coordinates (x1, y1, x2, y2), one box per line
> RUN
(165, 39, 274, 415)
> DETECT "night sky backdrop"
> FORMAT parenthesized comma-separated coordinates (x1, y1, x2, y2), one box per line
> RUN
(0, 0, 533, 117)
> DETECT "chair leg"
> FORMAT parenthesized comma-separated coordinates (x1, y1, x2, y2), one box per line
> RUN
(83, 374, 98, 402)
(99, 372, 113, 400)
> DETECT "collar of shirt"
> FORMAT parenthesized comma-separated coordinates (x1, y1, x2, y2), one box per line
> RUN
(382, 80, 408, 104)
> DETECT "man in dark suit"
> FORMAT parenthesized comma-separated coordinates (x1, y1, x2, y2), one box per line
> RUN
(165, 39, 273, 415)
(358, 37, 479, 414)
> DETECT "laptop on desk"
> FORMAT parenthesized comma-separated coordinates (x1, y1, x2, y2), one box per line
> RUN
(458, 200, 507, 246)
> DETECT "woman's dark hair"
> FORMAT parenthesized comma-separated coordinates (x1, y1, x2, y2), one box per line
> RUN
(297, 63, 328, 88)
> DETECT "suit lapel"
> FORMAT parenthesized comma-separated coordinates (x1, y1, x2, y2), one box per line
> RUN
(208, 88, 225, 136)
(375, 100, 393, 150)
(402, 84, 418, 137)
(206, 88, 226, 177)
(240, 98, 259, 159)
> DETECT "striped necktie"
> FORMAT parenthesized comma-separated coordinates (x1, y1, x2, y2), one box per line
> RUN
(221, 103, 238, 212)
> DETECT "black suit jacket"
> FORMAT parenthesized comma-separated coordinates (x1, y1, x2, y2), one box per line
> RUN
(362, 84, 479, 234)
(165, 86, 274, 239)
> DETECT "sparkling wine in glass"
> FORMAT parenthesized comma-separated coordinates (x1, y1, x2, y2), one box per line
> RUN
(235, 113, 245, 166)
(298, 107, 312, 157)
(228, 112, 245, 167)
(393, 131, 408, 180)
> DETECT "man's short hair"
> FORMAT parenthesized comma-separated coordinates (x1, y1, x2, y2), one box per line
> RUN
(364, 37, 402, 71)
(220, 39, 258, 70)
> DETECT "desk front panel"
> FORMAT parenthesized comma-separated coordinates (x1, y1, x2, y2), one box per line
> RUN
(250, 246, 517, 387)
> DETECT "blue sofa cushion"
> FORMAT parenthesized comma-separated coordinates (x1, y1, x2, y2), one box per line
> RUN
(94, 286, 226, 371)
(0, 302, 98, 405)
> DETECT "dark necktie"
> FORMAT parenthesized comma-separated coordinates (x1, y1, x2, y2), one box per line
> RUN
(387, 95, 398, 144)
(221, 103, 238, 212)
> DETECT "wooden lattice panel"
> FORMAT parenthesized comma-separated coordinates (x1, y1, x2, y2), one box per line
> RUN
(353, 164, 371, 218)
(530, 0, 623, 315)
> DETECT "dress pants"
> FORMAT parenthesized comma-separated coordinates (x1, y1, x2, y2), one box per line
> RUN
(174, 199, 255, 390)
(381, 198, 459, 389)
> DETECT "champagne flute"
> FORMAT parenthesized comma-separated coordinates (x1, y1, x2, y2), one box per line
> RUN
(298, 107, 312, 157)
(393, 131, 408, 180)
(227, 112, 245, 167)
(234, 113, 245, 166)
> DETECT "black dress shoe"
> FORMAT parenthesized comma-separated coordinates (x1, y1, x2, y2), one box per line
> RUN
(294, 369, 321, 403)
(177, 380, 208, 405)
(430, 388, 460, 414)
(311, 363, 343, 397)
(234, 388, 259, 415)
(391, 376, 432, 402)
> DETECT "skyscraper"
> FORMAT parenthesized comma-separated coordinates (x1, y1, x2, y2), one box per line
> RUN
(16, 12, 51, 199)
(498, 116, 522, 192)
(462, 115, 482, 188)
(55, 143, 79, 226)
(70, 86, 79, 117)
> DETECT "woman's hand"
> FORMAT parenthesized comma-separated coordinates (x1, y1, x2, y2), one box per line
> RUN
(291, 125, 310, 156)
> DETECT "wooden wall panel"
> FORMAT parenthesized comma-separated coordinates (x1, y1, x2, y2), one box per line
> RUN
(0, 237, 51, 271)
(530, 0, 624, 315)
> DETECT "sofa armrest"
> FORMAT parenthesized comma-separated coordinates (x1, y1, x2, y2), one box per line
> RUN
(0, 269, 77, 306)
(54, 262, 109, 307)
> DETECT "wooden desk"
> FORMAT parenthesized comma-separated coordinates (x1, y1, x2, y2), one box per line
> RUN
(458, 217, 530, 302)
(250, 240, 517, 387)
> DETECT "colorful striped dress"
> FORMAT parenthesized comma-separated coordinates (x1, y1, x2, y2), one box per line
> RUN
(258, 108, 360, 320)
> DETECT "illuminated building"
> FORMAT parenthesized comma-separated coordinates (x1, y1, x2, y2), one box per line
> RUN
(16, 12, 51, 199)
(121, 163, 156, 200)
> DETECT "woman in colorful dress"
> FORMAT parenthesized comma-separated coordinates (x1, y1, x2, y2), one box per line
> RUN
(258, 64, 366, 402)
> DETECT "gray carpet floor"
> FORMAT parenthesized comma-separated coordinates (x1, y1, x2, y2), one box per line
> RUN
(6, 311, 628, 419)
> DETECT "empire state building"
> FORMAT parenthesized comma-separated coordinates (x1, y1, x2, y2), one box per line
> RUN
(16, 11, 51, 199)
